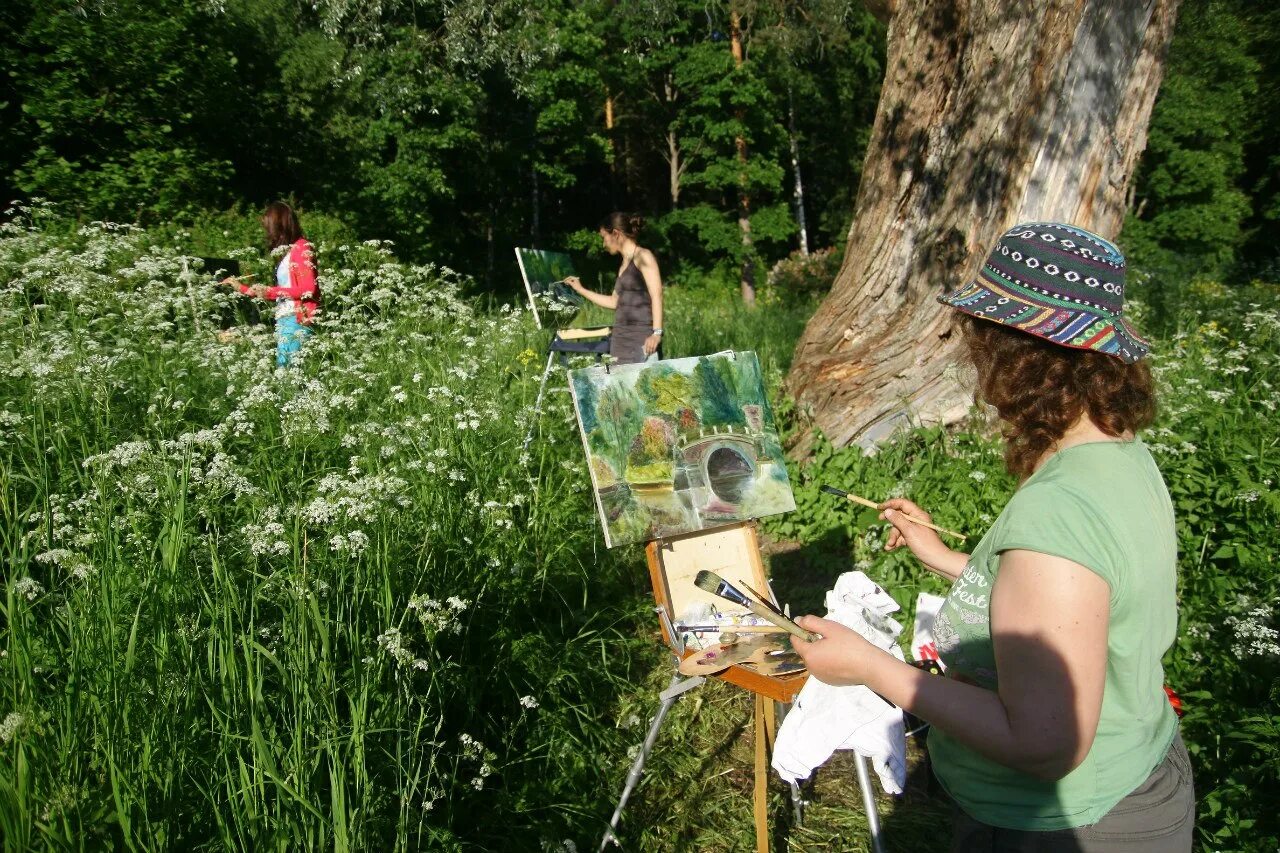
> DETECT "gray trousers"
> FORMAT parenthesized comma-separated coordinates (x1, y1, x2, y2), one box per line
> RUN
(950, 731, 1195, 853)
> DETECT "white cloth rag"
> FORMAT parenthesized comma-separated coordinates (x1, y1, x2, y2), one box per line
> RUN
(911, 592, 947, 669)
(771, 571, 907, 795)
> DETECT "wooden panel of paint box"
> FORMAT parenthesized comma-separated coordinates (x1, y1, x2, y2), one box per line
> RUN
(646, 521, 806, 703)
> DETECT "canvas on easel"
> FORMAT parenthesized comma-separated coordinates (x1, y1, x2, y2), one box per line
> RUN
(516, 247, 612, 450)
(579, 352, 808, 853)
(568, 351, 795, 548)
(515, 247, 583, 329)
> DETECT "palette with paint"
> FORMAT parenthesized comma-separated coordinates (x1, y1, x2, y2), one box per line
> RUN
(677, 633, 806, 677)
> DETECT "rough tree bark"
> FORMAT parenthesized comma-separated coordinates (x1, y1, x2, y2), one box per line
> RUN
(785, 0, 1179, 452)
(605, 92, 615, 154)
(605, 90, 617, 194)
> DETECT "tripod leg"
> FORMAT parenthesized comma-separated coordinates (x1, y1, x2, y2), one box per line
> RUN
(854, 752, 886, 853)
(523, 350, 557, 451)
(789, 780, 804, 827)
(598, 674, 681, 852)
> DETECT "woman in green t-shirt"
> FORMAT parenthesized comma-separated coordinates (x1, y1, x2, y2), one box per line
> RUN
(793, 223, 1194, 851)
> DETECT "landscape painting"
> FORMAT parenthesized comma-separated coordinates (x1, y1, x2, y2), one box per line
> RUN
(569, 351, 795, 547)
(515, 247, 583, 328)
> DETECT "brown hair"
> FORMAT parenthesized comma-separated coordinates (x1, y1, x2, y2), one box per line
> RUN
(262, 201, 304, 250)
(599, 211, 645, 239)
(962, 317, 1157, 480)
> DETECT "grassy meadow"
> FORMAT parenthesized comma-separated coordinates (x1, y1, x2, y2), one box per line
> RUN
(1, 207, 1277, 852)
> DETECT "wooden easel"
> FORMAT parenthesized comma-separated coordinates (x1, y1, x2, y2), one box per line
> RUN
(599, 522, 805, 853)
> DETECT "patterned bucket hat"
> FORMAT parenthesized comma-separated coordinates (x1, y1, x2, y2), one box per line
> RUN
(938, 222, 1150, 363)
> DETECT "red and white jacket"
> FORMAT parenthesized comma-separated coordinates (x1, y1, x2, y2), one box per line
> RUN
(241, 238, 320, 324)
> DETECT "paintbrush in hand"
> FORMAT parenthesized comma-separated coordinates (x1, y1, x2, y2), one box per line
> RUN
(693, 571, 820, 642)
(820, 484, 966, 541)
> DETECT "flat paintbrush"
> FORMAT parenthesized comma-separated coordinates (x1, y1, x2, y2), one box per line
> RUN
(693, 570, 820, 642)
(820, 484, 967, 541)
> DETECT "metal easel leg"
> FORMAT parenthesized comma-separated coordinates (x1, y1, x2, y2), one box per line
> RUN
(853, 752, 886, 853)
(523, 349, 557, 451)
(599, 669, 705, 852)
(789, 780, 804, 827)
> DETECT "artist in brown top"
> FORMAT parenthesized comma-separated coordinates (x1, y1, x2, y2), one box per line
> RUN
(564, 212, 665, 364)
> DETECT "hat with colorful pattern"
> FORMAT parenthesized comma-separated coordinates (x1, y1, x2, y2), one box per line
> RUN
(938, 222, 1150, 363)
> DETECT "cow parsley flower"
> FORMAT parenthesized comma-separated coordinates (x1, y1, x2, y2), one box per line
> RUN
(0, 712, 26, 744)
(13, 577, 43, 601)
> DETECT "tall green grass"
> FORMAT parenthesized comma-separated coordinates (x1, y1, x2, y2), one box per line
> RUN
(0, 210, 658, 850)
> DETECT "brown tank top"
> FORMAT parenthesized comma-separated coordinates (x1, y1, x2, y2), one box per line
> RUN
(613, 257, 652, 328)
(609, 255, 654, 364)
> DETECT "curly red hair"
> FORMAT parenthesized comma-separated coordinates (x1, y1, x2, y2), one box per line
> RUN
(962, 318, 1157, 479)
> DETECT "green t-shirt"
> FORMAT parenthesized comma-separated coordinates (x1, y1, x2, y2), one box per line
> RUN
(928, 440, 1178, 830)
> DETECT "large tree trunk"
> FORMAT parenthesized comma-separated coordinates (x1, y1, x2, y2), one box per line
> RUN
(785, 0, 1178, 452)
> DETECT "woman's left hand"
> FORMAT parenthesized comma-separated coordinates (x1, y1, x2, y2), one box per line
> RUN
(642, 334, 661, 356)
(790, 615, 884, 687)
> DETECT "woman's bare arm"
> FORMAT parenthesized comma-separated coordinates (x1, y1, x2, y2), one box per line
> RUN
(635, 249, 664, 354)
(563, 276, 618, 310)
(794, 549, 1110, 780)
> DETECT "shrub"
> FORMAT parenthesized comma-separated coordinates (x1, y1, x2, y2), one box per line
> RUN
(766, 246, 842, 294)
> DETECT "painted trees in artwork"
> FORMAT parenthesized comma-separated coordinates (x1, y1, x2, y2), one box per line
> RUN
(626, 416, 676, 482)
(694, 357, 744, 427)
(635, 365, 698, 421)
(592, 380, 643, 475)
(572, 372, 599, 434)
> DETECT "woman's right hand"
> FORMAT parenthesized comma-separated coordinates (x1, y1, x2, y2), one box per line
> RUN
(879, 498, 967, 580)
(563, 275, 583, 292)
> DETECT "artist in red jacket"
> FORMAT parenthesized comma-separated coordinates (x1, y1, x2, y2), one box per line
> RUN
(224, 202, 320, 366)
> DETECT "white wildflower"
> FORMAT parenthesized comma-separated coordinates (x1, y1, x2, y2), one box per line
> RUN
(1225, 603, 1280, 658)
(13, 577, 43, 601)
(0, 712, 26, 744)
(377, 627, 416, 667)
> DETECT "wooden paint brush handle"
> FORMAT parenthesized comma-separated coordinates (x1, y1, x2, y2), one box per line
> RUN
(828, 487, 967, 541)
(880, 506, 967, 542)
(746, 600, 820, 642)
(677, 624, 787, 634)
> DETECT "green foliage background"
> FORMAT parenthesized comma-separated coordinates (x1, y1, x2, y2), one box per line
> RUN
(0, 0, 887, 289)
(5, 0, 1277, 284)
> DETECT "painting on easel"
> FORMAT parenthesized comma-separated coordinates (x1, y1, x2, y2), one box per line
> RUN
(514, 247, 583, 328)
(569, 351, 795, 547)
